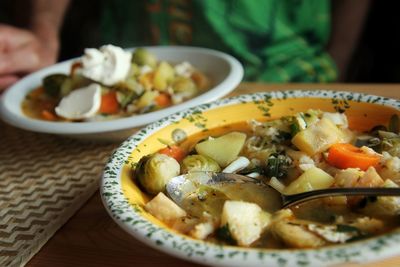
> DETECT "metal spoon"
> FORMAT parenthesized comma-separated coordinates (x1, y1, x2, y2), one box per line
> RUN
(166, 171, 400, 209)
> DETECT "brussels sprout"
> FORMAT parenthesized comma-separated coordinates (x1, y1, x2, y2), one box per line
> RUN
(59, 74, 93, 97)
(181, 155, 221, 173)
(128, 63, 141, 77)
(43, 74, 68, 97)
(69, 70, 91, 86)
(135, 153, 180, 194)
(132, 48, 157, 68)
(60, 77, 73, 97)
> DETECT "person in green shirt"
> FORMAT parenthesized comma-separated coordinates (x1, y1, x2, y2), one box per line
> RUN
(101, 0, 336, 82)
(0, 0, 369, 91)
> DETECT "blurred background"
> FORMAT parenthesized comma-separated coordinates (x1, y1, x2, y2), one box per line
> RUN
(345, 1, 400, 83)
(1, 0, 399, 83)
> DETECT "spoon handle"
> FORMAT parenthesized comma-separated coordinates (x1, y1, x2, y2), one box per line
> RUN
(282, 187, 400, 208)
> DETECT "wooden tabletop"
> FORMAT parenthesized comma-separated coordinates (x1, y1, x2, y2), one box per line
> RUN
(27, 83, 400, 267)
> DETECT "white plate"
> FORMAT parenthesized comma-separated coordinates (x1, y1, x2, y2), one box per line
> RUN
(0, 46, 243, 141)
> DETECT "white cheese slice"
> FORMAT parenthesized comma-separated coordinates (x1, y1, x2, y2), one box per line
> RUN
(55, 83, 101, 120)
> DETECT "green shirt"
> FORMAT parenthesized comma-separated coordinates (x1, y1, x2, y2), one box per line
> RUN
(101, 0, 337, 82)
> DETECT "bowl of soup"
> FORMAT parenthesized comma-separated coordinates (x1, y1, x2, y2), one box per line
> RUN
(101, 90, 400, 266)
(0, 45, 243, 142)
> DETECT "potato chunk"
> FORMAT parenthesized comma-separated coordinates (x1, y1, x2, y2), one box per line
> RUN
(195, 132, 246, 167)
(360, 179, 400, 217)
(284, 167, 335, 195)
(292, 118, 345, 155)
(220, 200, 265, 247)
(145, 192, 186, 225)
(153, 61, 174, 91)
(270, 209, 326, 248)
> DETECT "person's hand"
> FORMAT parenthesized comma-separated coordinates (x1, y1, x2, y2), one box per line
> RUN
(0, 24, 59, 91)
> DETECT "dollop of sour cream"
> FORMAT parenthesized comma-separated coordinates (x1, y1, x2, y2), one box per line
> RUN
(81, 44, 132, 86)
(55, 83, 101, 120)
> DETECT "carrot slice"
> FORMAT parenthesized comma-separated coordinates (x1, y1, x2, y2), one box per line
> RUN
(99, 91, 119, 114)
(155, 93, 171, 107)
(327, 143, 380, 171)
(70, 61, 83, 76)
(41, 110, 57, 121)
(158, 145, 186, 162)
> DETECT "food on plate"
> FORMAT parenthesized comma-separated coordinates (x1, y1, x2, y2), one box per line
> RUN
(131, 110, 400, 249)
(22, 45, 210, 122)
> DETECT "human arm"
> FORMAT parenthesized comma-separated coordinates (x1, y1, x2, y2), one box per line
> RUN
(0, 0, 70, 91)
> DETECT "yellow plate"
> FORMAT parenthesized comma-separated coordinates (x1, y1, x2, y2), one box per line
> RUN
(102, 90, 400, 267)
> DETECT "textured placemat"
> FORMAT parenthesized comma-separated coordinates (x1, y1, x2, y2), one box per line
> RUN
(0, 121, 118, 267)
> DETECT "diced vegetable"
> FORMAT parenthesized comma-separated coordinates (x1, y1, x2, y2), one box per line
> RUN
(220, 200, 264, 247)
(43, 74, 68, 97)
(23, 46, 208, 122)
(292, 118, 346, 155)
(284, 167, 335, 195)
(99, 91, 120, 114)
(138, 72, 154, 90)
(154, 92, 172, 107)
(335, 168, 364, 188)
(270, 209, 326, 248)
(292, 110, 321, 133)
(41, 110, 57, 121)
(135, 153, 180, 194)
(136, 90, 158, 109)
(322, 112, 348, 127)
(181, 154, 221, 173)
(359, 179, 400, 217)
(116, 90, 139, 108)
(60, 78, 73, 97)
(191, 70, 209, 90)
(145, 192, 186, 225)
(327, 143, 380, 171)
(172, 77, 198, 98)
(381, 135, 400, 157)
(265, 153, 291, 178)
(132, 48, 157, 67)
(195, 132, 247, 167)
(268, 177, 286, 193)
(158, 145, 186, 162)
(190, 220, 216, 240)
(222, 156, 250, 173)
(356, 167, 384, 187)
(153, 61, 175, 91)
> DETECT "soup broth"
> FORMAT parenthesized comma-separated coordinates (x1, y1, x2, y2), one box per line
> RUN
(134, 110, 400, 249)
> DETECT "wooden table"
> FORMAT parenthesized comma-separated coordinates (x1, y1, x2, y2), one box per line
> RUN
(27, 83, 400, 267)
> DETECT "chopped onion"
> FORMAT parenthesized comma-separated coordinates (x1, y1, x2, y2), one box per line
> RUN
(268, 177, 286, 194)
